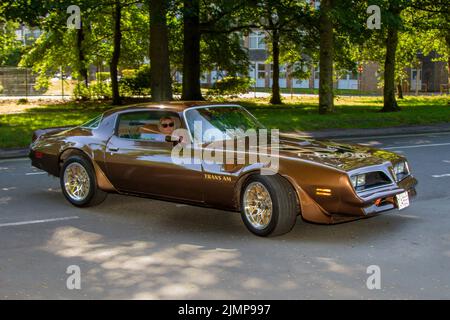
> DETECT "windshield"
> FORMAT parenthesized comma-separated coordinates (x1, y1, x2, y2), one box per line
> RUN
(184, 106, 266, 143)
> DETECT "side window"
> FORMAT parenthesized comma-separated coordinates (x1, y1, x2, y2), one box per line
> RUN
(116, 111, 181, 141)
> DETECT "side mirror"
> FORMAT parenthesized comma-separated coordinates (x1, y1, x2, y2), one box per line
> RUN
(165, 135, 182, 143)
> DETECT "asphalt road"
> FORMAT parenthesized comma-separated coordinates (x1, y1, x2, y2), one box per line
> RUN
(1, 132, 450, 299)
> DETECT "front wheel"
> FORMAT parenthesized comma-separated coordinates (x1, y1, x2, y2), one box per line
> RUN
(241, 175, 299, 237)
(60, 155, 107, 207)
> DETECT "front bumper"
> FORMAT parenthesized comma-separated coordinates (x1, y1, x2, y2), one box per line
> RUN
(303, 174, 418, 225)
(358, 175, 418, 215)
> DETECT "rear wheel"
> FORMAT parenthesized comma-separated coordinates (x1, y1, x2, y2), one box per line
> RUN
(60, 155, 107, 207)
(241, 175, 299, 237)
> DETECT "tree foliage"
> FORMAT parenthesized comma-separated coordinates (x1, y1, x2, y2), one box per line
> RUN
(0, 0, 448, 112)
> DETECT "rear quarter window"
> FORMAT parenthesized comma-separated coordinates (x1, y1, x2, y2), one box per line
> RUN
(80, 115, 103, 129)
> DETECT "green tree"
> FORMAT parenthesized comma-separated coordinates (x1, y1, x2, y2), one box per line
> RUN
(181, 0, 202, 100)
(246, 0, 312, 105)
(7, 0, 149, 101)
(0, 20, 22, 66)
(181, 0, 255, 100)
(110, 0, 122, 105)
(354, 0, 449, 107)
(409, 0, 450, 90)
(318, 0, 334, 113)
(149, 0, 172, 101)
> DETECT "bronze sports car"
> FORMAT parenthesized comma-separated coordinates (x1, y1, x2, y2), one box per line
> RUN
(29, 102, 417, 237)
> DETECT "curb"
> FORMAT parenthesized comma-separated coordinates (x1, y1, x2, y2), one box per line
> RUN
(1, 123, 450, 160)
(0, 148, 29, 160)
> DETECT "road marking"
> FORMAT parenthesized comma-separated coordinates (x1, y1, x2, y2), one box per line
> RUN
(25, 172, 46, 175)
(0, 216, 79, 228)
(1, 187, 17, 191)
(215, 248, 238, 252)
(384, 142, 450, 150)
(432, 174, 450, 178)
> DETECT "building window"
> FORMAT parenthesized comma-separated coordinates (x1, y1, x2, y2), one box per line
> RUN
(313, 0, 320, 10)
(411, 69, 421, 80)
(269, 64, 286, 79)
(314, 67, 320, 79)
(258, 64, 266, 79)
(249, 63, 255, 77)
(349, 71, 358, 80)
(280, 65, 286, 79)
(249, 31, 266, 49)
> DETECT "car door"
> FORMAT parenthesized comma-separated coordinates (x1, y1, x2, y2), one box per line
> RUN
(104, 110, 204, 202)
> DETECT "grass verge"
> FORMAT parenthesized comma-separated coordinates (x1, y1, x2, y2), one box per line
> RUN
(0, 95, 448, 149)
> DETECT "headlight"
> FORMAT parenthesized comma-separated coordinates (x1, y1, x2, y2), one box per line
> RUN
(350, 173, 366, 190)
(393, 161, 410, 181)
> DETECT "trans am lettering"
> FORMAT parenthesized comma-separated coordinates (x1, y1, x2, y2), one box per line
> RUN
(204, 174, 232, 182)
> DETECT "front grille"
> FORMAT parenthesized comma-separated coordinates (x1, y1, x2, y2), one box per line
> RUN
(365, 171, 392, 188)
(355, 171, 393, 192)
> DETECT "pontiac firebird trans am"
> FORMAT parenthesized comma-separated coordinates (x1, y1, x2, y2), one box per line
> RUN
(29, 102, 417, 237)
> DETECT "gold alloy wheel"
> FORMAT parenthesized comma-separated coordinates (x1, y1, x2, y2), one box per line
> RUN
(243, 182, 273, 230)
(63, 162, 91, 201)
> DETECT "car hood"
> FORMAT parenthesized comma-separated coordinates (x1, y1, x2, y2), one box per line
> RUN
(272, 133, 403, 172)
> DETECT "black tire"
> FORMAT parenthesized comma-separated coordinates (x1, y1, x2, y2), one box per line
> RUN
(60, 155, 107, 207)
(240, 174, 299, 237)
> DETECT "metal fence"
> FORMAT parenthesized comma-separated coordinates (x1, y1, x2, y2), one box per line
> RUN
(0, 67, 39, 96)
(0, 67, 73, 98)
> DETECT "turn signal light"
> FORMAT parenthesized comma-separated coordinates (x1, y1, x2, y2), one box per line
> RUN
(316, 188, 332, 196)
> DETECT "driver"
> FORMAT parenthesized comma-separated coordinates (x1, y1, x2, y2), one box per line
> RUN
(158, 117, 176, 135)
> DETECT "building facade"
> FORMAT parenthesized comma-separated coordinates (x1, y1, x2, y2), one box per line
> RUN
(198, 29, 448, 94)
(406, 51, 449, 93)
(199, 30, 381, 93)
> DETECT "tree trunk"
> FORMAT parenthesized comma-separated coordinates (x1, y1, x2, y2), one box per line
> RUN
(318, 0, 334, 114)
(397, 82, 403, 99)
(181, 0, 203, 101)
(381, 11, 400, 112)
(110, 0, 122, 105)
(270, 29, 282, 105)
(150, 0, 172, 101)
(76, 23, 89, 86)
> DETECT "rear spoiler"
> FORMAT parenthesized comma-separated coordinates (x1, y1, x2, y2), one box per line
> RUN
(31, 126, 76, 143)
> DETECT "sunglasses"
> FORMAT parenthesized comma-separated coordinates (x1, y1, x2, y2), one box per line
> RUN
(161, 122, 174, 128)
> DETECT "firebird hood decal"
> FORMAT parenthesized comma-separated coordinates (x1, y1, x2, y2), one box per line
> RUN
(275, 134, 403, 171)
(207, 133, 403, 172)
